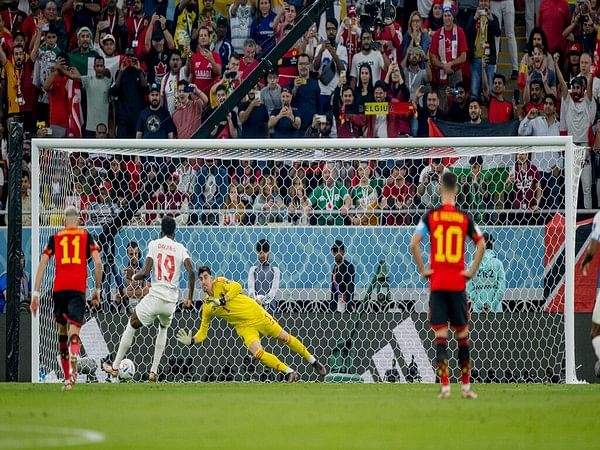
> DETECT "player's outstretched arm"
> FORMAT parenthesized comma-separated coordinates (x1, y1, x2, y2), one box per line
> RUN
(132, 256, 153, 282)
(177, 304, 211, 345)
(31, 254, 50, 316)
(91, 249, 103, 307)
(582, 240, 598, 276)
(182, 258, 196, 309)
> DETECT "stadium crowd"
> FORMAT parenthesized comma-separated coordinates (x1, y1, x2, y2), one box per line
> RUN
(0, 0, 598, 226)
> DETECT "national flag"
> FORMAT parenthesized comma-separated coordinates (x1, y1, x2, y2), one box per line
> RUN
(66, 79, 83, 138)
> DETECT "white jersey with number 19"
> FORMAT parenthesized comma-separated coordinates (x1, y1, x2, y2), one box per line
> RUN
(147, 236, 191, 303)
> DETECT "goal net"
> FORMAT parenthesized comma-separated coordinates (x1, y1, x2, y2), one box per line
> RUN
(30, 136, 582, 384)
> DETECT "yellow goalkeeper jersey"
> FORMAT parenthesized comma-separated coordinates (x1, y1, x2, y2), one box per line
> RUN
(193, 276, 267, 343)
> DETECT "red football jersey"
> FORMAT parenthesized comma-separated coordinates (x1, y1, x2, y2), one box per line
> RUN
(418, 204, 482, 291)
(44, 227, 100, 294)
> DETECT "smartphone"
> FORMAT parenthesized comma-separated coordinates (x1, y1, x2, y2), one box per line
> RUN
(317, 115, 327, 123)
(183, 85, 194, 93)
(255, 91, 261, 102)
(513, 89, 521, 104)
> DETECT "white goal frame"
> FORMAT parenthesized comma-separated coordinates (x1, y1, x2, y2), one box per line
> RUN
(30, 136, 578, 384)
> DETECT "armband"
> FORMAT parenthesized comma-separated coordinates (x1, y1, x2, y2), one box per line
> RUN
(32, 290, 40, 298)
(95, 288, 101, 295)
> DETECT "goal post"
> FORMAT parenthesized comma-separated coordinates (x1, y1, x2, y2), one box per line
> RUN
(30, 136, 582, 384)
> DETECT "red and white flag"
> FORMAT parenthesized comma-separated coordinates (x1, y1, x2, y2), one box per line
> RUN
(66, 79, 83, 138)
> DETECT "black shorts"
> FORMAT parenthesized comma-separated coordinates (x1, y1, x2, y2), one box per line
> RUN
(429, 290, 468, 330)
(53, 291, 86, 327)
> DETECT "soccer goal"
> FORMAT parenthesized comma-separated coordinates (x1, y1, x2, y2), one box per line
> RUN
(30, 136, 583, 384)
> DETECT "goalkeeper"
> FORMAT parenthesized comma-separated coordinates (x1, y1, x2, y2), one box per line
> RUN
(177, 266, 327, 381)
(466, 233, 506, 312)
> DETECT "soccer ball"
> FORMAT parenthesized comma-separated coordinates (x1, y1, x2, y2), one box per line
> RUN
(119, 359, 136, 381)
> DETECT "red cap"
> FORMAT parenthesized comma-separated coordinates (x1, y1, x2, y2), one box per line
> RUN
(567, 42, 583, 55)
(348, 5, 356, 16)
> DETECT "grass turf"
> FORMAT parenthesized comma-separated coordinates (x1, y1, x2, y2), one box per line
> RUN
(0, 383, 597, 450)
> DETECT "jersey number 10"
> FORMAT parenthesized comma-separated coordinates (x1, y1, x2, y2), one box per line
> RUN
(156, 253, 175, 282)
(433, 225, 463, 263)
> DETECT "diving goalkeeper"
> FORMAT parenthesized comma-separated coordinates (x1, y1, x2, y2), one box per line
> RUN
(176, 266, 327, 381)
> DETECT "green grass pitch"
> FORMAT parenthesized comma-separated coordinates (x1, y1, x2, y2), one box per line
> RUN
(0, 383, 598, 450)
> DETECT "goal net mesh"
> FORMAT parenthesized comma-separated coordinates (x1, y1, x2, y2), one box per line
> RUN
(32, 138, 583, 384)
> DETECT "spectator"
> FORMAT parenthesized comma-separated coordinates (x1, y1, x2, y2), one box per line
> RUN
(1, 2, 26, 35)
(106, 158, 130, 205)
(491, 0, 518, 79)
(0, 250, 31, 313)
(525, 45, 557, 98)
(425, 0, 444, 32)
(332, 82, 367, 138)
(350, 162, 379, 225)
(222, 184, 246, 225)
(466, 0, 500, 100)
(247, 239, 280, 314)
(417, 89, 445, 137)
(95, 33, 120, 80)
(136, 83, 176, 139)
(354, 62, 375, 108)
(314, 17, 347, 114)
(198, 0, 222, 38)
(70, 55, 111, 138)
(208, 53, 241, 108)
(330, 239, 355, 312)
(260, 68, 282, 114)
(286, 176, 310, 225)
(175, 156, 197, 196)
(337, 6, 361, 72)
(305, 112, 333, 138)
(192, 158, 229, 225)
(458, 155, 492, 222)
(228, 0, 251, 56)
(526, 0, 542, 41)
(253, 183, 285, 224)
(96, 0, 126, 53)
(523, 79, 545, 115)
(537, 0, 570, 56)
(112, 48, 148, 138)
(172, 80, 208, 139)
(380, 165, 416, 225)
(308, 162, 351, 225)
(21, 0, 42, 49)
(214, 17, 233, 70)
(467, 232, 506, 313)
(41, 1, 68, 50)
(189, 26, 222, 96)
(31, 24, 60, 124)
(115, 241, 150, 313)
(144, 23, 176, 86)
(350, 29, 387, 86)
(402, 11, 431, 63)
(560, 72, 595, 209)
(446, 81, 469, 123)
(42, 53, 73, 137)
(209, 84, 239, 138)
(504, 153, 542, 213)
(251, 0, 276, 57)
(69, 26, 98, 76)
(429, 3, 467, 110)
(268, 86, 301, 138)
(482, 71, 514, 123)
(88, 182, 120, 225)
(417, 158, 447, 208)
(239, 38, 259, 80)
(21, 170, 31, 226)
(238, 85, 269, 138)
(160, 49, 185, 115)
(1, 43, 36, 131)
(273, 1, 296, 42)
(125, 0, 149, 59)
(290, 52, 319, 136)
(401, 46, 431, 135)
(466, 97, 484, 125)
(173, 0, 198, 58)
(564, 42, 582, 87)
(577, 52, 600, 101)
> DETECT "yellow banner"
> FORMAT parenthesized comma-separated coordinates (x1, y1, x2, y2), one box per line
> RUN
(364, 102, 389, 115)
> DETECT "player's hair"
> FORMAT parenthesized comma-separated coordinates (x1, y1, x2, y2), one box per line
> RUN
(64, 205, 79, 217)
(161, 216, 176, 236)
(256, 239, 270, 252)
(440, 171, 458, 192)
(127, 241, 139, 249)
(198, 265, 212, 276)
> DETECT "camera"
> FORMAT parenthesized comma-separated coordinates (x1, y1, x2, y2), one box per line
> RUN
(183, 85, 194, 93)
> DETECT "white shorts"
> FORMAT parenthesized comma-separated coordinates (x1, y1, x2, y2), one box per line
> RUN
(593, 290, 600, 324)
(135, 293, 177, 328)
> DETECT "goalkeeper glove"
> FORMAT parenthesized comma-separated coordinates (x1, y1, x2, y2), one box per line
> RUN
(176, 329, 193, 346)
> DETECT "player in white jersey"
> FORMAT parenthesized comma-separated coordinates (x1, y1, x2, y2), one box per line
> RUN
(103, 216, 195, 381)
(581, 211, 600, 377)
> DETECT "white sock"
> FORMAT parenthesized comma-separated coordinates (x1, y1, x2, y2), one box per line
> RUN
(151, 326, 168, 374)
(592, 336, 600, 361)
(113, 323, 137, 369)
(461, 383, 471, 392)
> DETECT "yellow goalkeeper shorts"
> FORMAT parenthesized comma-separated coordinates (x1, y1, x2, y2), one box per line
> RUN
(235, 313, 283, 348)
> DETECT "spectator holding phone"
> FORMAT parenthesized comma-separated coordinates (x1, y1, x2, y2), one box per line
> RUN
(238, 85, 269, 139)
(112, 47, 148, 138)
(172, 80, 208, 138)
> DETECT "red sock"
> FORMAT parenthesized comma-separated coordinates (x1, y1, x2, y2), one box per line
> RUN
(59, 336, 70, 380)
(437, 360, 450, 387)
(70, 334, 81, 359)
(458, 337, 470, 385)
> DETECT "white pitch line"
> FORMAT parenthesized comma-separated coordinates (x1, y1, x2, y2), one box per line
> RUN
(0, 425, 105, 449)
